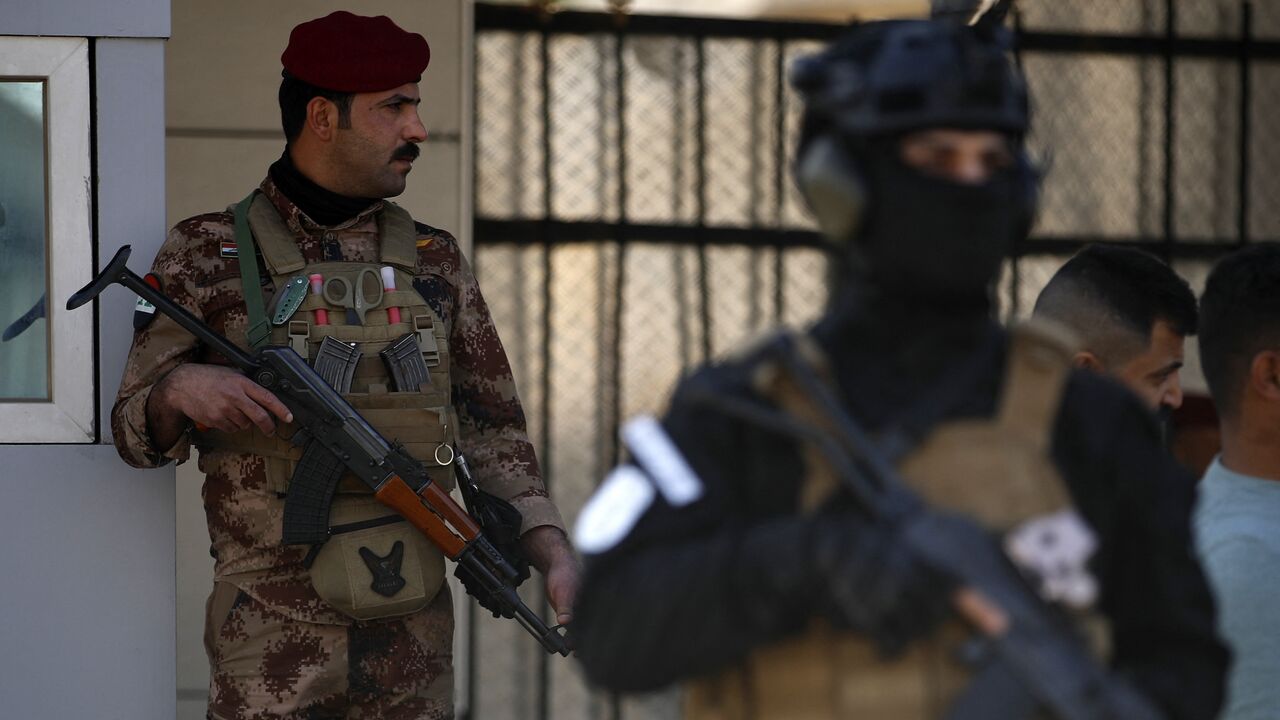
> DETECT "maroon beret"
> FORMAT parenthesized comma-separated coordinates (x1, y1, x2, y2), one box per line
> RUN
(281, 11, 430, 93)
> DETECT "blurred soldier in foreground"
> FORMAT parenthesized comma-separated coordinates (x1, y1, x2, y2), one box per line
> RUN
(571, 12, 1226, 720)
(1034, 244, 1198, 416)
(1194, 245, 1280, 720)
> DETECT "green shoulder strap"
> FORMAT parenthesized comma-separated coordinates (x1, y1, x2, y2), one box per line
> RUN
(233, 191, 272, 350)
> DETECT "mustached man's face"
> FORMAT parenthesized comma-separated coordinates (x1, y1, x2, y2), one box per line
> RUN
(329, 82, 427, 198)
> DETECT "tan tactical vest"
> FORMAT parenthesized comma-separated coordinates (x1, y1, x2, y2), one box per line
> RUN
(685, 320, 1102, 720)
(194, 195, 454, 620)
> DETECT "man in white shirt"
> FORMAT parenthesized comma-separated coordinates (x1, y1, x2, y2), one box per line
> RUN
(1194, 243, 1280, 720)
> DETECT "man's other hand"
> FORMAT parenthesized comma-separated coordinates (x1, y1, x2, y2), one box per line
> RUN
(522, 525, 582, 626)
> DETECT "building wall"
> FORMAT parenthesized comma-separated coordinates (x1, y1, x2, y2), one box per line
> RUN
(163, 2, 471, 717)
(0, 4, 172, 720)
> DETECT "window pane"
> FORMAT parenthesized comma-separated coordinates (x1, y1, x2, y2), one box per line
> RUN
(0, 81, 49, 401)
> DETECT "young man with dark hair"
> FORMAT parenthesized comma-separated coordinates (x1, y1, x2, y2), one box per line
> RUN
(1033, 244, 1198, 413)
(1194, 243, 1280, 720)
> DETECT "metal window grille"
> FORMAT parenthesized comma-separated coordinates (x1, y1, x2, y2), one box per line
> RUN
(464, 3, 1280, 719)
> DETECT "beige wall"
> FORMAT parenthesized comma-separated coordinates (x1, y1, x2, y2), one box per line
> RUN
(165, 3, 470, 718)
(166, 0, 467, 237)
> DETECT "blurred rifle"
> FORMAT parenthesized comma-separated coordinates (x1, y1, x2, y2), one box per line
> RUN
(690, 333, 1163, 720)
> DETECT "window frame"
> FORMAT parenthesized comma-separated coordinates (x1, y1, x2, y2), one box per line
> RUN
(0, 37, 94, 443)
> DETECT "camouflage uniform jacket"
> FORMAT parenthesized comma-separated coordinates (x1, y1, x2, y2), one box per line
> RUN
(111, 176, 564, 625)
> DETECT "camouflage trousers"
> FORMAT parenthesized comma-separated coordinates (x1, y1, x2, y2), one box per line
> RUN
(204, 581, 454, 719)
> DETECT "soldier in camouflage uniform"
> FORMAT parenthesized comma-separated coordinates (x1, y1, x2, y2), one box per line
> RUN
(111, 11, 579, 719)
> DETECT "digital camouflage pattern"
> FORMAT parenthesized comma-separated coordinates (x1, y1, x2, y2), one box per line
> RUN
(112, 176, 564, 714)
(205, 582, 453, 719)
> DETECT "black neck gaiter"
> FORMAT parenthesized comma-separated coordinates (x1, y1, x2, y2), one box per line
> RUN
(268, 149, 378, 227)
(847, 145, 1030, 306)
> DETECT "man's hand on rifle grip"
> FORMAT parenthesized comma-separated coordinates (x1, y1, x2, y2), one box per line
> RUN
(150, 363, 293, 444)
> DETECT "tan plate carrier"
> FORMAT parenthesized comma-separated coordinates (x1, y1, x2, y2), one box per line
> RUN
(195, 194, 453, 620)
(686, 320, 1107, 720)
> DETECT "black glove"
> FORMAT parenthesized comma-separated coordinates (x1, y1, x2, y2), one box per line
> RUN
(454, 484, 532, 618)
(454, 562, 517, 619)
(813, 512, 954, 657)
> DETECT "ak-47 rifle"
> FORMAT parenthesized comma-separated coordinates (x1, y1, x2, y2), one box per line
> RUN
(70, 246, 569, 656)
(690, 334, 1163, 720)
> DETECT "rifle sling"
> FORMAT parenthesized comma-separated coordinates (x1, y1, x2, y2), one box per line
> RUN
(234, 190, 272, 350)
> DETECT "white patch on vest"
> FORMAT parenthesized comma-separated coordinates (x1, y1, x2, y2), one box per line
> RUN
(621, 415, 704, 507)
(134, 297, 156, 314)
(1004, 509, 1099, 609)
(573, 465, 656, 555)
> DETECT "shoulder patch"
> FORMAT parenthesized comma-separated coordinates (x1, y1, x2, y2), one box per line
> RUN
(413, 222, 458, 250)
(133, 273, 162, 330)
(622, 415, 703, 507)
(573, 465, 656, 555)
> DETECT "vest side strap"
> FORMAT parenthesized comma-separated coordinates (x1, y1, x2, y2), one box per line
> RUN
(996, 320, 1077, 450)
(377, 202, 419, 273)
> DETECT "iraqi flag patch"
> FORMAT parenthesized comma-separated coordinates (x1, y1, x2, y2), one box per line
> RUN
(134, 273, 162, 330)
(220, 241, 238, 258)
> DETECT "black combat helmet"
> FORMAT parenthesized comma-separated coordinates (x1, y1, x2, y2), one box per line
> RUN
(790, 11, 1039, 302)
(791, 18, 1029, 144)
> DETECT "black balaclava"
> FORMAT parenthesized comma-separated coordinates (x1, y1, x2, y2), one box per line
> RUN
(846, 140, 1031, 305)
(791, 18, 1037, 322)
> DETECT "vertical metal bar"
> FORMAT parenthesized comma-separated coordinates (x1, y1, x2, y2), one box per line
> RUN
(1009, 6, 1025, 319)
(674, 39, 691, 370)
(512, 32, 529, 360)
(594, 34, 609, 485)
(1138, 0, 1154, 238)
(537, 23, 554, 720)
(463, 585, 476, 720)
(596, 32, 613, 489)
(1162, 0, 1176, 261)
(696, 35, 712, 362)
(612, 30, 629, 468)
(749, 41, 764, 333)
(463, 24, 483, 718)
(463, 22, 486, 712)
(1238, 0, 1252, 246)
(597, 34, 613, 223)
(609, 28, 630, 720)
(773, 37, 787, 324)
